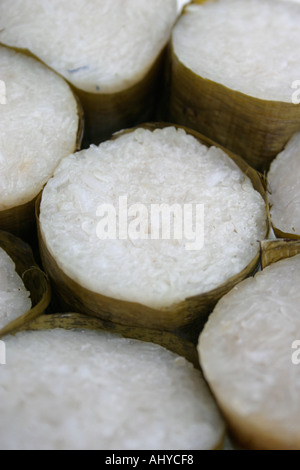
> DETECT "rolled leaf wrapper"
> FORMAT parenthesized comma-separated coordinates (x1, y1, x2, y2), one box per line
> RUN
(260, 239, 300, 270)
(198, 243, 300, 450)
(166, 0, 300, 172)
(0, 45, 82, 242)
(0, 0, 178, 146)
(37, 123, 270, 339)
(0, 230, 51, 339)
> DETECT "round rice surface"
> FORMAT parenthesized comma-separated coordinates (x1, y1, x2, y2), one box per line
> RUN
(172, 0, 300, 102)
(0, 46, 79, 210)
(39, 126, 267, 309)
(198, 254, 300, 450)
(0, 0, 177, 94)
(0, 328, 225, 450)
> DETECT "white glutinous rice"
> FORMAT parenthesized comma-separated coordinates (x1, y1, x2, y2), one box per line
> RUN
(172, 0, 300, 102)
(198, 254, 300, 450)
(0, 247, 31, 330)
(0, 46, 79, 211)
(0, 328, 225, 450)
(268, 132, 300, 236)
(39, 126, 267, 310)
(0, 0, 177, 94)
